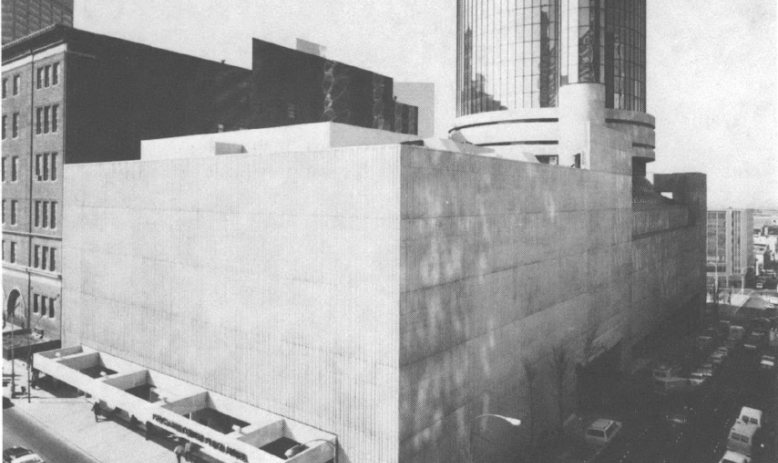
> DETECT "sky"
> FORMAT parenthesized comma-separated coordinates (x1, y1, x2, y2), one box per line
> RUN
(74, 1, 777, 210)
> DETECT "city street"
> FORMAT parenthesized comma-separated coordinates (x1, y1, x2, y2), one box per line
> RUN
(537, 301, 778, 463)
(3, 402, 102, 463)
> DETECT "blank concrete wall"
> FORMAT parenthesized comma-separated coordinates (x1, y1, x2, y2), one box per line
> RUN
(63, 145, 403, 463)
(398, 145, 632, 463)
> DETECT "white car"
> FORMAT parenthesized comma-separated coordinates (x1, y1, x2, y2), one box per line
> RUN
(689, 371, 709, 386)
(719, 449, 751, 463)
(584, 419, 622, 446)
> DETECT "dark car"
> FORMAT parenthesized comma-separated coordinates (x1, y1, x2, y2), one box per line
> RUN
(743, 332, 768, 351)
(3, 447, 32, 463)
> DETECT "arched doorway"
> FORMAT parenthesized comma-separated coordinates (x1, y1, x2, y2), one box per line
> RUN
(6, 289, 24, 324)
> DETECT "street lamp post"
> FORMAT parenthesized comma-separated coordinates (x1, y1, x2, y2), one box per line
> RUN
(469, 414, 522, 463)
(27, 311, 47, 403)
(283, 438, 338, 463)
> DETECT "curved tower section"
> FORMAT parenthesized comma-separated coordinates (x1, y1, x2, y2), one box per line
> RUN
(453, 0, 653, 171)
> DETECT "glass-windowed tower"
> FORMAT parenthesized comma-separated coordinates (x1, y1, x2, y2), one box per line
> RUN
(452, 0, 654, 172)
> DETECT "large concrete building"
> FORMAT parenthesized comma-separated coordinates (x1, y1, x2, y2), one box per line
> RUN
(32, 1, 705, 463)
(706, 209, 755, 290)
(44, 115, 704, 463)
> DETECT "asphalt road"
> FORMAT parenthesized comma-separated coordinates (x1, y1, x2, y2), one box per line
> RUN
(3, 403, 102, 463)
(591, 344, 778, 463)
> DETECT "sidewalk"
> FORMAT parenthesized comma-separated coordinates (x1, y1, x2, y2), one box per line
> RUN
(4, 358, 177, 463)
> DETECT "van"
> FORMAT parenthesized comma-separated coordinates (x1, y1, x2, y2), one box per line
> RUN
(727, 421, 758, 456)
(737, 406, 763, 428)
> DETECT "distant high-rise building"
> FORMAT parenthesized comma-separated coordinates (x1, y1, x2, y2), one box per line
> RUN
(2, 0, 73, 44)
(707, 209, 755, 289)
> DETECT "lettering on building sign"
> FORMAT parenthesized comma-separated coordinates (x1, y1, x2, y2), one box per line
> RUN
(152, 414, 248, 462)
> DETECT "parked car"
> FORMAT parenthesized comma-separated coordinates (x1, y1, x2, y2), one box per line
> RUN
(653, 365, 689, 394)
(698, 363, 715, 377)
(716, 346, 730, 357)
(709, 352, 727, 366)
(3, 448, 32, 463)
(719, 449, 751, 463)
(689, 370, 709, 386)
(665, 404, 692, 427)
(2, 448, 44, 463)
(760, 355, 776, 371)
(584, 419, 622, 446)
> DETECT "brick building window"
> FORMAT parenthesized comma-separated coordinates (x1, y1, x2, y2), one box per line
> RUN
(11, 156, 18, 181)
(1, 157, 5, 181)
(36, 68, 43, 89)
(11, 200, 17, 225)
(50, 202, 57, 228)
(41, 296, 48, 316)
(33, 295, 39, 313)
(35, 105, 59, 135)
(33, 245, 56, 271)
(13, 75, 20, 95)
(2, 115, 6, 140)
(51, 153, 58, 180)
(34, 201, 40, 227)
(12, 113, 19, 138)
(2, 79, 6, 98)
(49, 298, 55, 318)
(52, 63, 60, 85)
(44, 66, 50, 88)
(52, 105, 59, 132)
(42, 201, 48, 228)
(1, 200, 5, 223)
(9, 241, 16, 264)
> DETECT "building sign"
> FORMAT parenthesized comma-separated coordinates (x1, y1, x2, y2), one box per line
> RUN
(152, 414, 248, 462)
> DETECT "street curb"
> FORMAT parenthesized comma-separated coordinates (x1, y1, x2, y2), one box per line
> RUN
(7, 397, 105, 463)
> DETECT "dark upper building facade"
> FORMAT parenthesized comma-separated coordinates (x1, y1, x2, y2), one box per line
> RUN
(2, 0, 73, 44)
(250, 39, 417, 134)
(456, 0, 646, 116)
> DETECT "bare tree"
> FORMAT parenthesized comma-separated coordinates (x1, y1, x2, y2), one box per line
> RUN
(522, 358, 538, 445)
(549, 344, 571, 429)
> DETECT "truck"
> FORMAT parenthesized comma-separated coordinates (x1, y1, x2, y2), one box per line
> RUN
(726, 325, 746, 348)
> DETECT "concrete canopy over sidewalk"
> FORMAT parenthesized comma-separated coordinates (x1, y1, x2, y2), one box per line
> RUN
(35, 346, 337, 463)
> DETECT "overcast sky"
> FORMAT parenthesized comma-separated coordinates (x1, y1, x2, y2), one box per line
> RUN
(75, 1, 777, 210)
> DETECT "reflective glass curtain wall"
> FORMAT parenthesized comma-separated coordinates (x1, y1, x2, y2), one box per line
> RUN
(457, 0, 561, 116)
(457, 0, 645, 116)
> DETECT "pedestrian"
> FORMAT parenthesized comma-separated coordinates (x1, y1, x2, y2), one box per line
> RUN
(174, 443, 185, 463)
(91, 402, 101, 422)
(183, 440, 192, 462)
